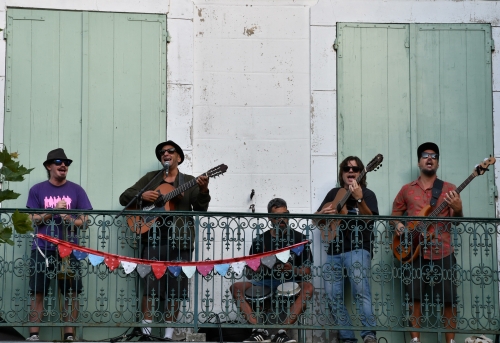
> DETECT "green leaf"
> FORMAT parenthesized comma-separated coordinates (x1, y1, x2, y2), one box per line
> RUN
(2, 165, 34, 182)
(0, 189, 20, 202)
(12, 210, 33, 234)
(0, 226, 14, 245)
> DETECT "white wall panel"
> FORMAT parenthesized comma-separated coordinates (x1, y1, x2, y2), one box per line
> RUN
(311, 90, 336, 155)
(166, 84, 194, 150)
(167, 18, 194, 85)
(492, 27, 500, 93)
(311, 26, 336, 91)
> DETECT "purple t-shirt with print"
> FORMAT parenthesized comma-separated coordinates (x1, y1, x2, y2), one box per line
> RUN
(26, 180, 92, 250)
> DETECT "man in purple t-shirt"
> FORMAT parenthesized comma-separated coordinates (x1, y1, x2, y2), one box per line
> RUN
(26, 148, 92, 342)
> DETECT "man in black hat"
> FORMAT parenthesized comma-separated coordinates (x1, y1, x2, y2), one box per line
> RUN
(26, 148, 93, 341)
(119, 141, 210, 340)
(392, 142, 462, 343)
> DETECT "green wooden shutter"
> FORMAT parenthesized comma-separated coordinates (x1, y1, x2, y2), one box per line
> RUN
(337, 23, 411, 217)
(337, 22, 494, 219)
(4, 8, 167, 210)
(410, 23, 495, 218)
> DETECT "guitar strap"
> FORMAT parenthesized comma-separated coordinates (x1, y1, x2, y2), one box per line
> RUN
(178, 172, 185, 187)
(430, 178, 444, 207)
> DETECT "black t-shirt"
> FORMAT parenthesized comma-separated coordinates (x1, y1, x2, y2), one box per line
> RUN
(249, 229, 313, 282)
(317, 187, 378, 256)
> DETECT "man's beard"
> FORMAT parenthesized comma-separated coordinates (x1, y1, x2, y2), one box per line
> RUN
(421, 168, 436, 176)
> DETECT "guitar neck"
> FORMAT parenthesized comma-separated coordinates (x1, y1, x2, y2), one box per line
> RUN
(428, 173, 476, 217)
(161, 173, 206, 203)
(336, 169, 367, 211)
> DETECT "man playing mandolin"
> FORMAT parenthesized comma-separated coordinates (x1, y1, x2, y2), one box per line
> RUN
(315, 156, 379, 343)
(392, 142, 462, 343)
(119, 140, 210, 341)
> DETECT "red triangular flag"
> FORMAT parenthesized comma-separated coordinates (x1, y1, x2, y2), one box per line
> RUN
(105, 256, 120, 271)
(197, 264, 214, 277)
(58, 244, 73, 258)
(152, 263, 167, 279)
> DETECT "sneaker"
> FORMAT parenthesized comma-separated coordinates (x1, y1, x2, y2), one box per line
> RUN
(363, 335, 377, 343)
(26, 335, 40, 341)
(409, 338, 421, 343)
(65, 335, 74, 341)
(271, 330, 296, 343)
(243, 329, 271, 342)
(138, 336, 156, 342)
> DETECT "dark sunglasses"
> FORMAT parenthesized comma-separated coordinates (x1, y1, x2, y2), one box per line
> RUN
(160, 148, 176, 155)
(342, 166, 361, 173)
(51, 159, 72, 166)
(421, 152, 439, 159)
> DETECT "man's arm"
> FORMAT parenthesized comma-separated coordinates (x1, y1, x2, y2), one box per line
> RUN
(119, 171, 160, 206)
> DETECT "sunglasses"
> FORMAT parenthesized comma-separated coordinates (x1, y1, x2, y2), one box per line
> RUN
(342, 166, 361, 173)
(421, 152, 439, 159)
(51, 159, 72, 166)
(160, 148, 176, 155)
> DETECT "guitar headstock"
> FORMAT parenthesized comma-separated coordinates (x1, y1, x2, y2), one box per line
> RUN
(365, 154, 384, 173)
(206, 164, 228, 178)
(473, 156, 496, 176)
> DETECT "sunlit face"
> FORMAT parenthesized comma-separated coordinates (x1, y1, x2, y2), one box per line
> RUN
(342, 160, 360, 189)
(159, 144, 181, 170)
(46, 160, 70, 182)
(418, 149, 439, 176)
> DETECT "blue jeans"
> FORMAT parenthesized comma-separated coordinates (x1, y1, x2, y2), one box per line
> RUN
(324, 249, 376, 342)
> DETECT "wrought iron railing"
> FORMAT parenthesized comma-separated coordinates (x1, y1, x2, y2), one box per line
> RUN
(0, 209, 498, 343)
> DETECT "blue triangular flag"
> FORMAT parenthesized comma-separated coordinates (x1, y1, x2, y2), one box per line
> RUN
(291, 245, 304, 256)
(73, 250, 88, 260)
(168, 266, 182, 277)
(88, 254, 105, 266)
(214, 264, 230, 276)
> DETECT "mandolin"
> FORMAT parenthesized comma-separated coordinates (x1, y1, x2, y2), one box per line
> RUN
(392, 156, 496, 263)
(126, 164, 228, 234)
(318, 154, 383, 242)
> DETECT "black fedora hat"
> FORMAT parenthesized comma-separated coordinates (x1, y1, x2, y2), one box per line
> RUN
(417, 142, 439, 160)
(43, 148, 72, 167)
(155, 141, 184, 164)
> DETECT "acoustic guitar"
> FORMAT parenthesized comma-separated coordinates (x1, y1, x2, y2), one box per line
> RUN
(392, 156, 496, 263)
(318, 154, 383, 242)
(127, 164, 228, 234)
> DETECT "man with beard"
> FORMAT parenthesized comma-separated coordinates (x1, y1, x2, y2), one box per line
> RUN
(26, 148, 93, 341)
(119, 140, 210, 341)
(392, 142, 462, 343)
(230, 198, 314, 343)
(315, 156, 378, 343)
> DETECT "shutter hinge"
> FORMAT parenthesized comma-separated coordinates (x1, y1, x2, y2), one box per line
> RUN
(333, 38, 338, 51)
(491, 39, 495, 51)
(166, 30, 172, 43)
(1, 28, 5, 40)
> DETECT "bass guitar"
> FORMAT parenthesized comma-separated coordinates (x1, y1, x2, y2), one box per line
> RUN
(318, 154, 383, 242)
(127, 164, 228, 234)
(392, 156, 496, 263)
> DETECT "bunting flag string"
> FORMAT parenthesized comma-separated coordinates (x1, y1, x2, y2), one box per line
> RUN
(36, 233, 308, 280)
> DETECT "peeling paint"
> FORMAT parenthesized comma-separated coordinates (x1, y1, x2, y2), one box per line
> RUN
(197, 8, 203, 17)
(243, 25, 259, 36)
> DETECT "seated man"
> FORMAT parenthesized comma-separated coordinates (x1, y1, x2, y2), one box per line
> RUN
(230, 198, 314, 343)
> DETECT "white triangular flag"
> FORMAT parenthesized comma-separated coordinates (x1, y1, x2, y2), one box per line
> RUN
(276, 250, 290, 263)
(121, 261, 137, 274)
(231, 261, 246, 276)
(182, 266, 197, 278)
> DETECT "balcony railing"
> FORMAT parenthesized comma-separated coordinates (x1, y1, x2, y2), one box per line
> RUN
(0, 209, 499, 343)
